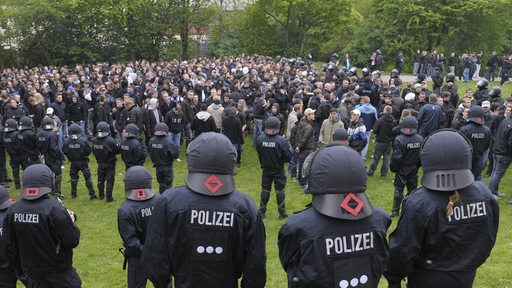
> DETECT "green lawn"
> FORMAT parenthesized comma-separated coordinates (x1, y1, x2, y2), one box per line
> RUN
(10, 79, 512, 287)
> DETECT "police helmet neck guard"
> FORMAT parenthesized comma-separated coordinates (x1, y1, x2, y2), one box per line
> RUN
(42, 116, 54, 130)
(185, 132, 237, 196)
(68, 123, 82, 140)
(467, 106, 485, 125)
(420, 129, 473, 191)
(4, 119, 17, 132)
(400, 116, 418, 135)
(303, 145, 373, 220)
(0, 185, 13, 210)
(124, 124, 139, 138)
(154, 122, 169, 136)
(124, 166, 155, 201)
(96, 121, 110, 138)
(264, 116, 280, 136)
(19, 116, 33, 130)
(21, 164, 53, 200)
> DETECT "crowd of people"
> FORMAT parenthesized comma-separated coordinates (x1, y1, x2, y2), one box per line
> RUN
(0, 52, 507, 287)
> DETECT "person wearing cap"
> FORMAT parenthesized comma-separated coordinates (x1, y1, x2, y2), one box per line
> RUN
(3, 164, 81, 287)
(347, 108, 367, 154)
(318, 108, 344, 146)
(46, 106, 64, 150)
(389, 116, 423, 217)
(278, 144, 391, 287)
(92, 121, 121, 202)
(459, 106, 491, 181)
(385, 130, 498, 288)
(118, 166, 161, 288)
(488, 104, 512, 199)
(37, 116, 66, 200)
(148, 123, 179, 193)
(295, 108, 316, 189)
(0, 185, 18, 287)
(256, 116, 292, 219)
(141, 132, 266, 288)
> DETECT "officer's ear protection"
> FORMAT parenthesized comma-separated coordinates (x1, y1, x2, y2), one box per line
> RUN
(420, 128, 473, 152)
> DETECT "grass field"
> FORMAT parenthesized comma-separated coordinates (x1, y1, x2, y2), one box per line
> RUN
(9, 78, 512, 287)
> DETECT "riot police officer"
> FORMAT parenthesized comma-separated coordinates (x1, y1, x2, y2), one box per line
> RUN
(118, 166, 160, 288)
(3, 164, 81, 287)
(92, 121, 121, 202)
(278, 144, 391, 287)
(3, 119, 22, 189)
(63, 124, 98, 199)
(0, 185, 17, 287)
(459, 106, 491, 181)
(256, 116, 292, 219)
(141, 132, 266, 288)
(37, 116, 66, 199)
(389, 116, 423, 217)
(147, 123, 179, 193)
(16, 116, 40, 169)
(120, 124, 147, 170)
(385, 130, 499, 288)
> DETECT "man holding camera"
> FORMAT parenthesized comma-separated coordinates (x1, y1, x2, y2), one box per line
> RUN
(2, 164, 81, 287)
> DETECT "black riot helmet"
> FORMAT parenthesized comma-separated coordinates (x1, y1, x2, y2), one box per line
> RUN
(68, 123, 82, 140)
(467, 105, 485, 124)
(489, 86, 501, 98)
(21, 164, 54, 200)
(124, 165, 155, 201)
(154, 122, 169, 136)
(400, 116, 418, 135)
(264, 116, 280, 136)
(96, 121, 110, 138)
(186, 132, 237, 196)
(303, 145, 373, 220)
(4, 118, 17, 132)
(306, 54, 312, 60)
(362, 67, 370, 77)
(476, 79, 489, 89)
(41, 116, 54, 130)
(19, 116, 33, 131)
(331, 53, 339, 60)
(0, 185, 13, 210)
(446, 73, 456, 83)
(124, 124, 139, 138)
(420, 129, 473, 191)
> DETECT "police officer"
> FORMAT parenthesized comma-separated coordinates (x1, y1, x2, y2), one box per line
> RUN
(141, 132, 266, 288)
(92, 121, 121, 202)
(389, 116, 423, 217)
(147, 123, 179, 193)
(37, 116, 66, 199)
(256, 116, 292, 219)
(0, 186, 17, 287)
(278, 144, 391, 287)
(118, 166, 160, 288)
(3, 119, 22, 189)
(385, 130, 499, 288)
(121, 124, 147, 170)
(16, 116, 40, 169)
(3, 164, 81, 287)
(459, 106, 491, 181)
(63, 123, 98, 199)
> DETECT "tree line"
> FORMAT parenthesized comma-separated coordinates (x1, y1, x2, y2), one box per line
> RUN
(0, 0, 511, 71)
